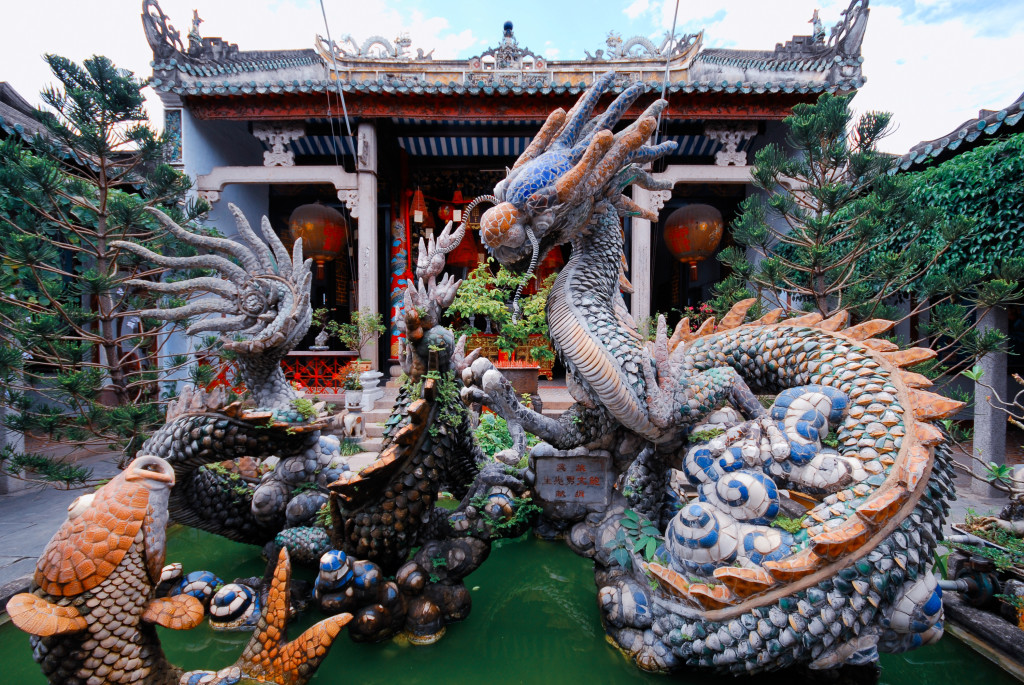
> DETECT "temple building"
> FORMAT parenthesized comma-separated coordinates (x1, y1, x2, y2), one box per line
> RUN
(141, 0, 870, 375)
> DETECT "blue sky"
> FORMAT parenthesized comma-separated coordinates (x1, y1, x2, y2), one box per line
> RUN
(1, 0, 1021, 153)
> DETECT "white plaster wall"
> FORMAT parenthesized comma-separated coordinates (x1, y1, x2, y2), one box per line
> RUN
(182, 111, 268, 237)
(162, 111, 270, 389)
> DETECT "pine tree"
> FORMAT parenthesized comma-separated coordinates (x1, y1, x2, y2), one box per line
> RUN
(0, 55, 211, 484)
(713, 92, 1022, 377)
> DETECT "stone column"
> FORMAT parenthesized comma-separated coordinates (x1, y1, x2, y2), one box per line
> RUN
(629, 186, 672, 324)
(973, 306, 1009, 498)
(630, 186, 652, 324)
(355, 122, 379, 368)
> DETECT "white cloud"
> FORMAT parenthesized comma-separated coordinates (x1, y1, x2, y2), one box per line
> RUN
(624, 0, 650, 20)
(544, 47, 560, 58)
(0, 0, 479, 128)
(636, 0, 1023, 153)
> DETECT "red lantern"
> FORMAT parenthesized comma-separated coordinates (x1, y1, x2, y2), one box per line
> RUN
(288, 203, 347, 279)
(447, 227, 480, 269)
(452, 189, 465, 222)
(438, 203, 454, 223)
(663, 204, 723, 280)
(411, 188, 427, 224)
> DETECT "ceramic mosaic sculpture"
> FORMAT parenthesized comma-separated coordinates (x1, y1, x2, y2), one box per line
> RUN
(462, 71, 962, 672)
(76, 65, 960, 676)
(111, 208, 340, 543)
(6, 456, 349, 685)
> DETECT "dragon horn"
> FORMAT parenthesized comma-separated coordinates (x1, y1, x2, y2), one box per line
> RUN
(553, 71, 615, 147)
(514, 108, 566, 169)
(112, 240, 250, 284)
(556, 130, 613, 202)
(585, 118, 658, 195)
(144, 206, 262, 274)
(575, 81, 646, 152)
(261, 216, 292, 277)
(228, 204, 275, 274)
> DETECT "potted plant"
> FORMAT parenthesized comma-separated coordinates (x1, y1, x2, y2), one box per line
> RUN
(343, 367, 363, 409)
(446, 259, 556, 397)
(311, 306, 385, 371)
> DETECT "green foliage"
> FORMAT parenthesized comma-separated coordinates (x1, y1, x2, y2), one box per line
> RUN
(0, 55, 210, 469)
(689, 427, 725, 443)
(770, 515, 807, 534)
(473, 411, 538, 459)
(604, 509, 665, 569)
(0, 446, 92, 488)
(718, 92, 1023, 375)
(984, 461, 1014, 486)
(338, 438, 363, 456)
(343, 368, 362, 391)
(290, 397, 318, 421)
(315, 503, 333, 529)
(311, 306, 385, 358)
(290, 481, 321, 497)
(447, 259, 555, 362)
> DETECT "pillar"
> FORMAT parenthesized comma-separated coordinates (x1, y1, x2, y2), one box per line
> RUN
(973, 306, 1008, 498)
(355, 122, 379, 368)
(630, 186, 653, 324)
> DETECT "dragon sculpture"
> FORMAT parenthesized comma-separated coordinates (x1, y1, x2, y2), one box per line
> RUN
(460, 71, 962, 673)
(12, 66, 964, 681)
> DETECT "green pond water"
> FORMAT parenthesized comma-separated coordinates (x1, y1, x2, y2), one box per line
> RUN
(0, 526, 1015, 685)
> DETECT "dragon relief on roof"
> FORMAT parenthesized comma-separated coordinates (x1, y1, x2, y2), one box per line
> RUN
(315, 33, 436, 62)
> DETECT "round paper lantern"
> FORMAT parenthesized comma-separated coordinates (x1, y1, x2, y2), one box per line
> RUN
(288, 203, 347, 279)
(663, 204, 724, 280)
(437, 203, 454, 223)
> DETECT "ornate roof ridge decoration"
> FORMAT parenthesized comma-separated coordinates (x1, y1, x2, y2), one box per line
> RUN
(694, 0, 868, 77)
(143, 0, 321, 68)
(143, 0, 868, 101)
(467, 21, 544, 71)
(897, 89, 1024, 172)
(315, 33, 435, 62)
(584, 30, 702, 62)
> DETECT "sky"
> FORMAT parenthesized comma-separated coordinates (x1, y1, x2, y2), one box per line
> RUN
(1, 0, 1021, 154)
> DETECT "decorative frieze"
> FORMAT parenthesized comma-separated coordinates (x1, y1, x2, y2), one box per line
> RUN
(252, 121, 305, 166)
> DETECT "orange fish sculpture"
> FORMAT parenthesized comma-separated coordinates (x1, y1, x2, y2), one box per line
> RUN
(6, 455, 350, 685)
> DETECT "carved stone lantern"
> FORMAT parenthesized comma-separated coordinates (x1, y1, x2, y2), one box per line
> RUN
(663, 204, 723, 280)
(288, 202, 347, 279)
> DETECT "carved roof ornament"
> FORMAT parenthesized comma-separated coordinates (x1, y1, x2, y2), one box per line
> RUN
(810, 9, 826, 44)
(188, 9, 204, 56)
(315, 33, 434, 62)
(586, 30, 702, 62)
(252, 122, 304, 167)
(705, 123, 758, 167)
(141, 0, 184, 59)
(468, 22, 546, 72)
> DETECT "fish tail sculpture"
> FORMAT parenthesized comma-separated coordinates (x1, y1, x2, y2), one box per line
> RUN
(463, 70, 964, 673)
(182, 548, 352, 685)
(7, 455, 350, 685)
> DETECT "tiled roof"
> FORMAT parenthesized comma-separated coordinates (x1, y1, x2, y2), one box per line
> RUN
(897, 91, 1024, 171)
(148, 74, 864, 98)
(144, 0, 868, 102)
(0, 82, 47, 141)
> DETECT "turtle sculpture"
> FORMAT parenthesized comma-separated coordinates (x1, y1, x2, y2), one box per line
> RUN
(6, 456, 350, 685)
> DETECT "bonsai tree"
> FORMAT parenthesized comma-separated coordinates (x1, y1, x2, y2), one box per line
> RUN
(446, 259, 555, 366)
(311, 306, 384, 360)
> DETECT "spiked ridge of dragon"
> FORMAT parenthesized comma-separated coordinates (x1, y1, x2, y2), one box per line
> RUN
(462, 71, 963, 673)
(111, 207, 336, 543)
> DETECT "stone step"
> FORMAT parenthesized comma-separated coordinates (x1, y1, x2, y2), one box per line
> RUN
(359, 437, 384, 453)
(542, 409, 567, 420)
(346, 452, 378, 472)
(365, 422, 385, 438)
(540, 398, 574, 411)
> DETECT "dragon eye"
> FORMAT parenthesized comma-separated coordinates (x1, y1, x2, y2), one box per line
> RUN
(480, 202, 523, 249)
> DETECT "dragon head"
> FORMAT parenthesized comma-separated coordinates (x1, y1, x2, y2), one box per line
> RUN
(478, 71, 677, 275)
